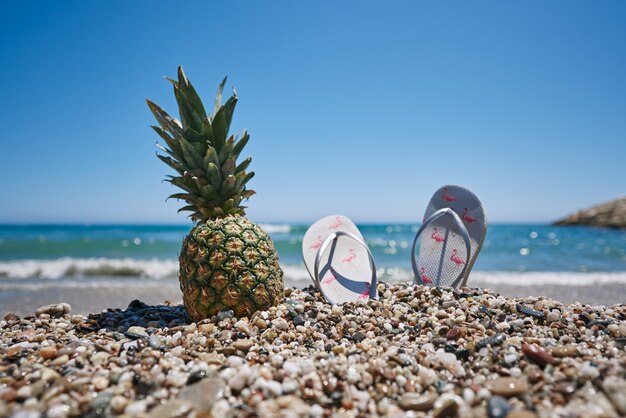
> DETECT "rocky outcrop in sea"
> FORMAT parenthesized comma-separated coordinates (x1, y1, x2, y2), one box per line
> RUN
(554, 196, 626, 229)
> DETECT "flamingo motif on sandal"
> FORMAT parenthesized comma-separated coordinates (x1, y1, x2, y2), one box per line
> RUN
(419, 267, 432, 285)
(431, 228, 445, 243)
(450, 249, 466, 266)
(309, 235, 324, 250)
(342, 249, 357, 263)
(328, 217, 342, 230)
(462, 208, 477, 224)
(357, 283, 371, 300)
(442, 187, 456, 202)
(321, 271, 336, 285)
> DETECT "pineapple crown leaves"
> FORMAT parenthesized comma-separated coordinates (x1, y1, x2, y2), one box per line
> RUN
(146, 66, 255, 223)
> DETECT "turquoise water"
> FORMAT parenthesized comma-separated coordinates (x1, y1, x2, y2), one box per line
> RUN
(1, 223, 625, 285)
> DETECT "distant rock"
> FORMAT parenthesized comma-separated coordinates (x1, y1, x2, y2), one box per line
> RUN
(554, 196, 626, 229)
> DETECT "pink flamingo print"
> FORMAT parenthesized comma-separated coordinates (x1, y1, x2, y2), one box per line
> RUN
(321, 271, 336, 285)
(462, 208, 477, 224)
(357, 283, 371, 300)
(419, 267, 432, 285)
(442, 187, 456, 202)
(431, 228, 445, 243)
(328, 217, 342, 230)
(309, 235, 323, 250)
(342, 249, 357, 263)
(450, 249, 466, 266)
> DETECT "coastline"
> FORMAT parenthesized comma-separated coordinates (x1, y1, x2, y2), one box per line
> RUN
(1, 275, 624, 318)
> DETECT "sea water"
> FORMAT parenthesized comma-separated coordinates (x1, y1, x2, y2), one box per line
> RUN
(0, 223, 625, 287)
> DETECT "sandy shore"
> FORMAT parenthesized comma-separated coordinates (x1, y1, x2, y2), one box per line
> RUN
(1, 277, 624, 317)
(1, 283, 625, 417)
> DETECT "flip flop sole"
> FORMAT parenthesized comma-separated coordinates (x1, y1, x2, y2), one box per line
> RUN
(416, 185, 487, 287)
(413, 209, 470, 287)
(302, 215, 376, 304)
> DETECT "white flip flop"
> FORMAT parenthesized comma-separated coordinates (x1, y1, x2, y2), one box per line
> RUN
(412, 185, 487, 287)
(302, 215, 377, 304)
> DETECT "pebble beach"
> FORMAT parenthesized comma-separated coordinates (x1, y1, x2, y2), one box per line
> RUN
(1, 283, 625, 418)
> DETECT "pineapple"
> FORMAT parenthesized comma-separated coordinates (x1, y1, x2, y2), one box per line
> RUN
(146, 67, 284, 320)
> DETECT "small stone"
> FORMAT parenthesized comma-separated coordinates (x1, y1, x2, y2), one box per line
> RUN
(40, 346, 57, 359)
(516, 304, 544, 321)
(353, 332, 365, 342)
(398, 392, 437, 411)
(551, 345, 578, 358)
(125, 400, 148, 415)
(6, 345, 23, 358)
(265, 380, 283, 397)
(91, 351, 109, 366)
(179, 377, 225, 415)
(16, 385, 31, 400)
(554, 382, 576, 395)
(149, 335, 162, 349)
(233, 339, 254, 352)
(35, 302, 71, 317)
(148, 399, 193, 418)
(419, 367, 438, 386)
(216, 310, 234, 321)
(127, 326, 148, 337)
(432, 398, 458, 418)
(476, 334, 506, 350)
(602, 377, 626, 415)
(446, 327, 460, 340)
(486, 377, 528, 397)
(272, 317, 289, 330)
(488, 396, 510, 418)
(249, 317, 265, 331)
(93, 376, 109, 390)
(292, 315, 305, 326)
(110, 396, 129, 414)
(522, 343, 555, 367)
(51, 354, 69, 366)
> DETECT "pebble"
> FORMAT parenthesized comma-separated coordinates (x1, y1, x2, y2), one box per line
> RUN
(233, 339, 254, 352)
(601, 377, 626, 415)
(40, 346, 57, 359)
(487, 396, 510, 418)
(34, 302, 71, 318)
(398, 392, 437, 411)
(127, 326, 148, 337)
(0, 284, 624, 418)
(148, 399, 192, 418)
(551, 345, 578, 358)
(125, 400, 148, 415)
(522, 343, 555, 367)
(486, 377, 529, 397)
(271, 317, 288, 330)
(178, 377, 224, 415)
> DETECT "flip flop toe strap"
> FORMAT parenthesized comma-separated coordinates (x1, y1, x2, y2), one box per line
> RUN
(411, 208, 471, 288)
(314, 231, 378, 301)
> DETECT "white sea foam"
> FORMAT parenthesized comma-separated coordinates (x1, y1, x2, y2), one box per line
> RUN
(1, 259, 626, 287)
(259, 223, 292, 234)
(0, 258, 178, 279)
(280, 265, 626, 287)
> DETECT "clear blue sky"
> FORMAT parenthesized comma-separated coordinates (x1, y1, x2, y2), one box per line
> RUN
(1, 1, 625, 224)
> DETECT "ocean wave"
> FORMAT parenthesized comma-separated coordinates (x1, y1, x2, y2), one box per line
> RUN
(259, 223, 292, 234)
(1, 258, 626, 287)
(0, 258, 178, 279)
(280, 265, 626, 286)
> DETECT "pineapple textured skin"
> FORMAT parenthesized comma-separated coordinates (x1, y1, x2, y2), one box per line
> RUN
(179, 216, 284, 320)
